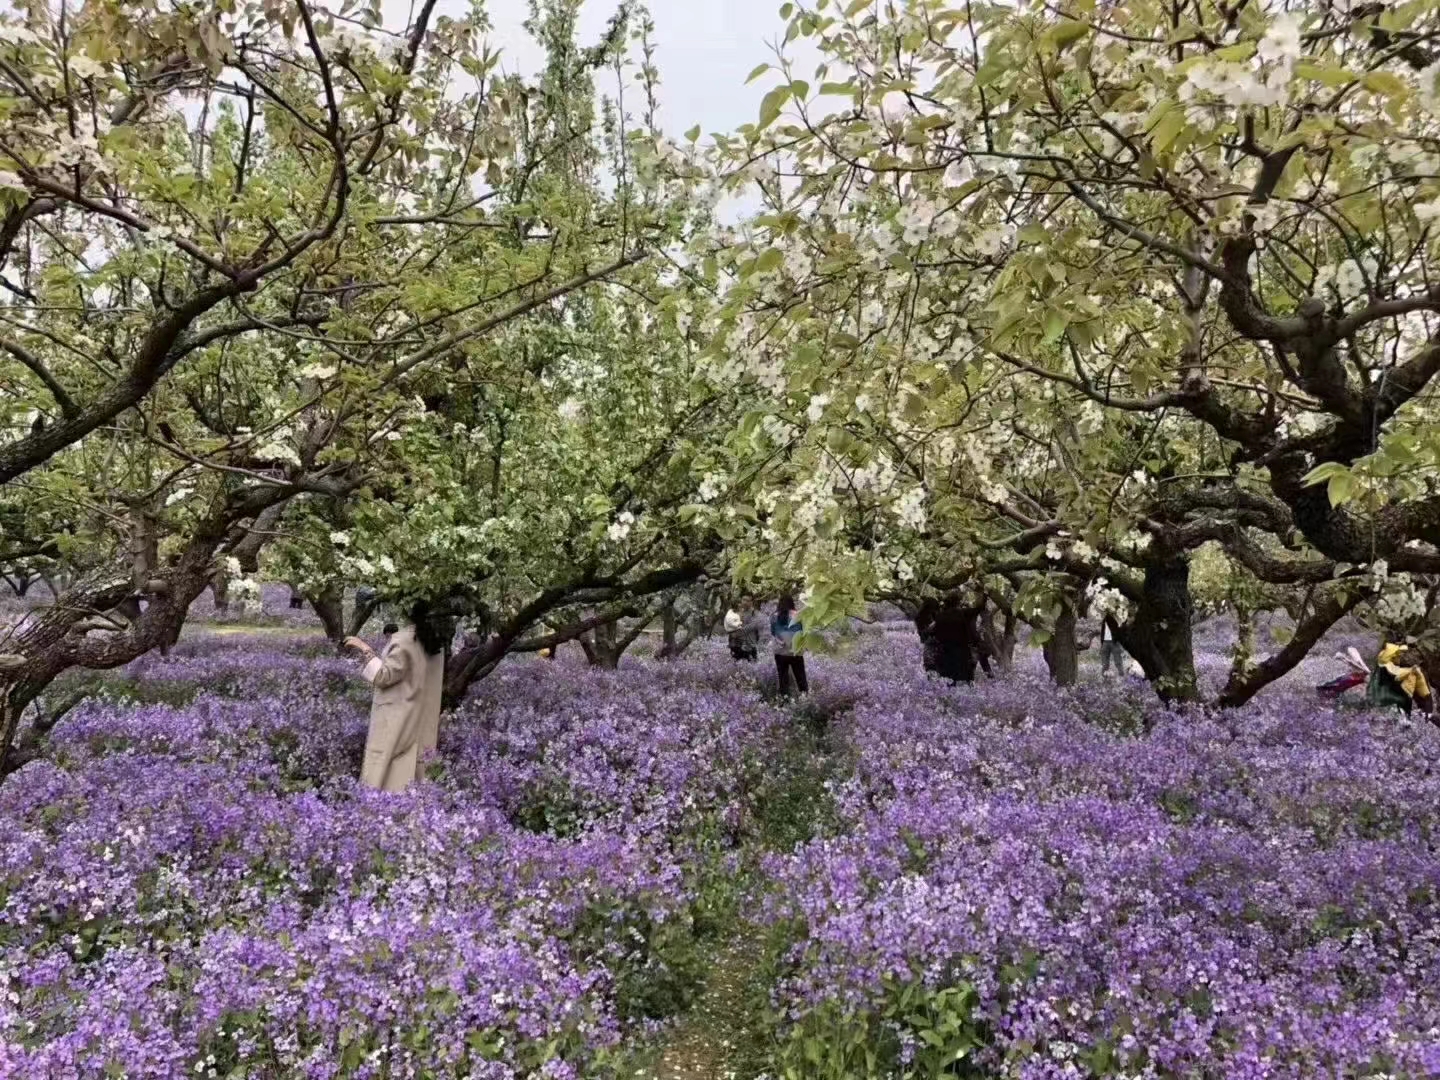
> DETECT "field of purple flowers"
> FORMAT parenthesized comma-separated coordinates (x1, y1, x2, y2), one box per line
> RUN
(2, 625, 1439, 1078)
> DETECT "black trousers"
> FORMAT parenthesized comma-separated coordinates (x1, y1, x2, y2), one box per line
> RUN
(775, 654, 808, 695)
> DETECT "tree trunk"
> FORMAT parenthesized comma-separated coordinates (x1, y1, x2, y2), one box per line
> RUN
(576, 632, 599, 665)
(983, 606, 1017, 672)
(211, 573, 231, 614)
(307, 585, 346, 649)
(582, 613, 655, 669)
(1042, 601, 1079, 686)
(0, 677, 42, 779)
(587, 619, 621, 669)
(1116, 553, 1200, 703)
(660, 601, 678, 658)
(0, 508, 264, 772)
(2, 686, 87, 778)
(1230, 606, 1257, 683)
(346, 592, 380, 638)
(130, 509, 158, 593)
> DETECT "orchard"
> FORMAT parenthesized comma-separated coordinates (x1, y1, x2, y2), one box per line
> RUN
(3, 0, 1440, 1077)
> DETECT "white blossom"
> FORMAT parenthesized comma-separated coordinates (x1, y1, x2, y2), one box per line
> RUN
(1256, 14, 1302, 66)
(1419, 59, 1440, 117)
(698, 472, 725, 502)
(1414, 198, 1440, 223)
(67, 54, 107, 80)
(606, 511, 636, 542)
(894, 487, 927, 530)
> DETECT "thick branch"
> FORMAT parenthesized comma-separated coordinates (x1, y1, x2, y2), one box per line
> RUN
(0, 334, 78, 417)
(1217, 585, 1365, 708)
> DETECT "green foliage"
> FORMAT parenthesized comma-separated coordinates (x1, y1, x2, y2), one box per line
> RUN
(766, 977, 990, 1079)
(697, 0, 1440, 661)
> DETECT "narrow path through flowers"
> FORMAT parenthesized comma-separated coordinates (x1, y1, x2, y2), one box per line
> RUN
(641, 938, 762, 1080)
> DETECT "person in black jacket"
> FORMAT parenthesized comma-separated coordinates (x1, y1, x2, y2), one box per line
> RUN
(1098, 614, 1125, 678)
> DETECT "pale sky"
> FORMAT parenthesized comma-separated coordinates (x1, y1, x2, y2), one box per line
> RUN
(388, 0, 812, 141)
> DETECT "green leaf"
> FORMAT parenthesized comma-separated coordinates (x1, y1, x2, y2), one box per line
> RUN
(758, 85, 791, 130)
(845, 0, 870, 15)
(1213, 41, 1256, 62)
(746, 62, 771, 84)
(1295, 61, 1355, 87)
(1049, 19, 1090, 51)
(1362, 70, 1408, 97)
(819, 80, 855, 96)
(684, 124, 700, 142)
(1042, 309, 1068, 343)
(779, 2, 794, 18)
(1150, 104, 1185, 154)
(790, 79, 810, 99)
(755, 248, 785, 273)
(1327, 471, 1356, 507)
(1301, 461, 1345, 487)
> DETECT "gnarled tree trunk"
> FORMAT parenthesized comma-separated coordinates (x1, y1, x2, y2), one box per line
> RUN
(346, 591, 380, 638)
(1042, 598, 1079, 687)
(211, 573, 231, 614)
(660, 601, 678, 657)
(582, 617, 653, 669)
(307, 585, 346, 650)
(0, 489, 301, 773)
(1116, 553, 1200, 703)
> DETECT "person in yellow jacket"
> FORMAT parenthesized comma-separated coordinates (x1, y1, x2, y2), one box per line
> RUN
(1370, 642, 1436, 719)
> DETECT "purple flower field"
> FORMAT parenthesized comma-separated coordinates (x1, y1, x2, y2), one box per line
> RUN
(2, 627, 1439, 1078)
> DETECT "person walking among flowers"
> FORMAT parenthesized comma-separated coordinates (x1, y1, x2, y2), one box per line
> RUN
(771, 594, 808, 695)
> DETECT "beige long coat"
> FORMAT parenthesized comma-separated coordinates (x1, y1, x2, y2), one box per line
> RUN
(359, 627, 443, 793)
(418, 650, 444, 756)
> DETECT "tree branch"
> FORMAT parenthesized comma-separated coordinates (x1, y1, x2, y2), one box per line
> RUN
(0, 334, 79, 417)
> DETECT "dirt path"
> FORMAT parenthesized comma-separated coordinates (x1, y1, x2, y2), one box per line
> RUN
(636, 938, 761, 1080)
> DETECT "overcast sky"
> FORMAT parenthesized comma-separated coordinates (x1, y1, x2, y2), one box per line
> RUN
(387, 0, 810, 141)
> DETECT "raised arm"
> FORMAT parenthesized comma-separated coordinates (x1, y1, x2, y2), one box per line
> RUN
(353, 639, 412, 690)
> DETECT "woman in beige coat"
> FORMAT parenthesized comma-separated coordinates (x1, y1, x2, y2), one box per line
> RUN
(345, 602, 446, 793)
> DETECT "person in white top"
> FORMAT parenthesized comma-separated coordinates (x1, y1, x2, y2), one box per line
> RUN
(344, 601, 446, 793)
(725, 596, 761, 661)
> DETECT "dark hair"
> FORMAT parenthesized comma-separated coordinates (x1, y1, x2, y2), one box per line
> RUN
(409, 600, 450, 657)
(917, 597, 939, 622)
(383, 623, 399, 636)
(777, 594, 796, 621)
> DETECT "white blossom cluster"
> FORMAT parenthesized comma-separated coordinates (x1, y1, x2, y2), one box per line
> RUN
(606, 511, 637, 543)
(1086, 578, 1133, 623)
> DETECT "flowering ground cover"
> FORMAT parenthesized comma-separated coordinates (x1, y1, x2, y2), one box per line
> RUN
(2, 627, 1438, 1078)
(0, 636, 828, 1079)
(755, 633, 1440, 1079)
